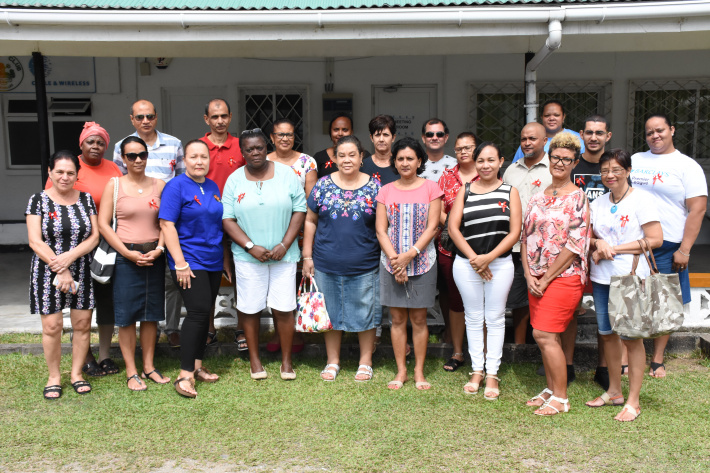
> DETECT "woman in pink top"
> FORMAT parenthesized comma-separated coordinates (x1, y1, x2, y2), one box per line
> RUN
(376, 137, 443, 390)
(98, 136, 170, 392)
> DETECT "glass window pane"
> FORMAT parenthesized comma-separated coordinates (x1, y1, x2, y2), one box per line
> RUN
(52, 121, 84, 157)
(8, 121, 41, 166)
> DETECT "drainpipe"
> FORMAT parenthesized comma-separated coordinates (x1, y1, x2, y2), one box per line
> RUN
(33, 51, 50, 189)
(524, 17, 563, 123)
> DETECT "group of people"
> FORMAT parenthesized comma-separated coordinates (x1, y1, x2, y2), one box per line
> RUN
(27, 98, 706, 421)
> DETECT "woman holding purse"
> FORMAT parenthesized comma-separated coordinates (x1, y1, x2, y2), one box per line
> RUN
(302, 135, 381, 382)
(586, 149, 662, 422)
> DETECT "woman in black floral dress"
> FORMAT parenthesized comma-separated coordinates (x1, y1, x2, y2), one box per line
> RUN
(26, 151, 100, 399)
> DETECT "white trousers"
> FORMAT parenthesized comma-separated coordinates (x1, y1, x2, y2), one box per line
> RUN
(452, 254, 514, 375)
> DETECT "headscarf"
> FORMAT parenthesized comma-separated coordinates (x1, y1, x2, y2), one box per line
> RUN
(79, 121, 110, 148)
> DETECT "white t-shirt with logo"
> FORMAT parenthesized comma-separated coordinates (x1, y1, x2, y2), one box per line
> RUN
(630, 150, 707, 243)
(420, 154, 457, 183)
(590, 188, 660, 284)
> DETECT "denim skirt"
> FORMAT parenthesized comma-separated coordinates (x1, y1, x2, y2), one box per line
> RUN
(113, 253, 165, 327)
(314, 267, 381, 332)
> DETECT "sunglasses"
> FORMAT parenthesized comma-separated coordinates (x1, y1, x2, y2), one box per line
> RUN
(124, 151, 149, 162)
(133, 114, 156, 121)
(241, 128, 262, 135)
(425, 131, 446, 138)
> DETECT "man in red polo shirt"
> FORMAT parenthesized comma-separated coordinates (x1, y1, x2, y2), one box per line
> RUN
(199, 98, 246, 349)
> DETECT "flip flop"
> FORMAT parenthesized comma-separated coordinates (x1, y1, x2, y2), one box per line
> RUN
(415, 381, 432, 390)
(43, 385, 62, 400)
(174, 377, 196, 398)
(586, 392, 625, 408)
(142, 369, 170, 384)
(387, 380, 404, 390)
(615, 404, 641, 422)
(649, 362, 666, 378)
(195, 367, 219, 383)
(127, 374, 147, 391)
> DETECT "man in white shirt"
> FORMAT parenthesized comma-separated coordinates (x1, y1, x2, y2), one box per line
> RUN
(419, 118, 457, 182)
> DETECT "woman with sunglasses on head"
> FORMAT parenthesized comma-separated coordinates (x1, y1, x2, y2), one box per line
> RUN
(98, 136, 170, 392)
(522, 132, 590, 416)
(160, 140, 224, 398)
(585, 149, 662, 422)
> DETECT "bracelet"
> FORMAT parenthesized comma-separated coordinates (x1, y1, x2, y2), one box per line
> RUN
(156, 245, 165, 253)
(302, 257, 313, 260)
(175, 262, 190, 271)
(279, 242, 287, 250)
(678, 249, 690, 257)
(412, 245, 421, 255)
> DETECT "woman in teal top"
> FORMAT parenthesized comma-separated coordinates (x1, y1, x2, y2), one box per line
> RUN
(222, 129, 306, 380)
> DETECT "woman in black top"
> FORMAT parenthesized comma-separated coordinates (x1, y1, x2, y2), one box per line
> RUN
(313, 114, 370, 179)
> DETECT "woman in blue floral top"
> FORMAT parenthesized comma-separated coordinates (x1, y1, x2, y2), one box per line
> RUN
(303, 136, 381, 382)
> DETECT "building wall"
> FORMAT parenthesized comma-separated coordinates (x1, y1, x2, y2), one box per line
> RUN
(2, 50, 709, 243)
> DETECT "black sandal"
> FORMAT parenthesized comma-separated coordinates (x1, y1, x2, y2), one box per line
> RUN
(206, 331, 218, 346)
(43, 385, 62, 400)
(127, 374, 146, 391)
(443, 353, 465, 372)
(81, 359, 106, 377)
(98, 358, 120, 375)
(234, 330, 248, 352)
(71, 380, 92, 395)
(142, 369, 170, 384)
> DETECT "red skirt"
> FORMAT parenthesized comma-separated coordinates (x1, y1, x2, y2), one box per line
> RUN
(529, 275, 584, 333)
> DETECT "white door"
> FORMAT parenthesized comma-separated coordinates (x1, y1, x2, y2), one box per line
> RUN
(161, 87, 229, 144)
(372, 85, 437, 139)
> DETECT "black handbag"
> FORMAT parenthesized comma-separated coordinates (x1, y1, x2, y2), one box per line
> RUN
(90, 177, 118, 284)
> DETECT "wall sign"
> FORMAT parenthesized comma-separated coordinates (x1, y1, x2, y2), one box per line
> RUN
(0, 56, 96, 93)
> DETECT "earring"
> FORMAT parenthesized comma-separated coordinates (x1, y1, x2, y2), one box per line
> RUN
(360, 162, 363, 168)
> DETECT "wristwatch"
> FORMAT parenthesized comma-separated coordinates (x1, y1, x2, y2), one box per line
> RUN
(244, 241, 255, 251)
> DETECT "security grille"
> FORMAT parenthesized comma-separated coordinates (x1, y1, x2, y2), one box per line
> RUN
(468, 81, 612, 162)
(628, 79, 710, 167)
(240, 87, 308, 153)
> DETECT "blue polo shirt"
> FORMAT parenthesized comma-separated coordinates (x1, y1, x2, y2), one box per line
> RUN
(159, 173, 224, 272)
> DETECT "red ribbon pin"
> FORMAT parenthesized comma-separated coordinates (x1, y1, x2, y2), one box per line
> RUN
(228, 157, 236, 167)
(325, 160, 333, 169)
(48, 211, 58, 220)
(620, 215, 629, 227)
(366, 197, 373, 207)
(169, 159, 176, 171)
(652, 173, 663, 185)
(194, 195, 202, 206)
(237, 193, 245, 203)
(575, 176, 585, 186)
(498, 201, 508, 212)
(532, 179, 541, 187)
(148, 199, 159, 210)
(373, 172, 382, 183)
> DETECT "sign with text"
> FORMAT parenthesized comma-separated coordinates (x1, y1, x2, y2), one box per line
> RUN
(0, 56, 96, 93)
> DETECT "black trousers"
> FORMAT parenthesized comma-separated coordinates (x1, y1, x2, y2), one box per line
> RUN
(171, 270, 222, 371)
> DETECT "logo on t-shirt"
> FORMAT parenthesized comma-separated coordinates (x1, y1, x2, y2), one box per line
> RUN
(574, 173, 606, 202)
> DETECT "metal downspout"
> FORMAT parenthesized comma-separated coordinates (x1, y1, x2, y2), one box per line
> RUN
(524, 17, 563, 123)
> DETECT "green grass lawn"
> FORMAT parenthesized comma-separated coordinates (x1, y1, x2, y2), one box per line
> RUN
(1, 351, 709, 472)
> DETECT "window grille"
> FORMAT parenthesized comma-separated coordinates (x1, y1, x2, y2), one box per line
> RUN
(239, 87, 308, 153)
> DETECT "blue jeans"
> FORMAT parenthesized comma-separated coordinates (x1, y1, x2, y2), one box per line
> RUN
(591, 282, 613, 335)
(653, 240, 691, 304)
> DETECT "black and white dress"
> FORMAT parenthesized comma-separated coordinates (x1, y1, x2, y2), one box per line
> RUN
(26, 191, 96, 315)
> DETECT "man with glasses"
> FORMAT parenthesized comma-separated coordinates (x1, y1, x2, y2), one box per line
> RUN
(503, 122, 551, 346)
(420, 118, 457, 182)
(114, 99, 185, 348)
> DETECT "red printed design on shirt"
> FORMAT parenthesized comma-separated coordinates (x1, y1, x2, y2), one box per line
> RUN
(652, 173, 663, 185)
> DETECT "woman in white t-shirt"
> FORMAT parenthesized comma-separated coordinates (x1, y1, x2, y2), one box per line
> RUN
(588, 149, 662, 422)
(630, 114, 708, 378)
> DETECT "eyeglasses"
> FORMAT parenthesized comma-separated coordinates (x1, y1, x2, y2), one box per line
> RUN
(241, 128, 262, 135)
(274, 132, 295, 140)
(454, 145, 474, 154)
(425, 131, 446, 138)
(600, 168, 626, 176)
(124, 151, 149, 161)
(133, 114, 156, 121)
(549, 155, 576, 166)
(583, 130, 608, 137)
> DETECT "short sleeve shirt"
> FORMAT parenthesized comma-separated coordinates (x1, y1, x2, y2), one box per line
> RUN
(590, 189, 659, 284)
(523, 188, 590, 281)
(201, 133, 244, 195)
(376, 179, 444, 276)
(573, 155, 607, 203)
(113, 130, 184, 182)
(270, 153, 317, 189)
(45, 157, 122, 213)
(159, 173, 224, 272)
(420, 155, 457, 183)
(630, 150, 708, 243)
(222, 162, 307, 264)
(307, 175, 381, 275)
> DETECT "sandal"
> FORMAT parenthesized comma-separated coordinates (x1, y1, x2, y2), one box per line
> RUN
(415, 381, 432, 390)
(614, 404, 641, 422)
(526, 388, 553, 407)
(649, 362, 666, 378)
(585, 392, 624, 408)
(98, 358, 120, 375)
(142, 369, 170, 384)
(234, 330, 248, 352)
(174, 377, 196, 398)
(387, 380, 405, 390)
(206, 331, 218, 346)
(483, 374, 500, 401)
(81, 359, 106, 377)
(463, 371, 484, 395)
(127, 374, 147, 391)
(71, 380, 92, 395)
(320, 363, 340, 381)
(195, 367, 219, 383)
(534, 395, 570, 416)
(43, 385, 62, 400)
(443, 353, 465, 372)
(354, 364, 373, 382)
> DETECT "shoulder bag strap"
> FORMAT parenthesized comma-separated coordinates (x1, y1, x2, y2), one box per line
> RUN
(112, 177, 118, 232)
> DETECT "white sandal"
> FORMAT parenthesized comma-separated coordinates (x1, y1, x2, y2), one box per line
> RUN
(534, 395, 570, 416)
(354, 364, 373, 382)
(463, 371, 484, 395)
(320, 363, 340, 382)
(483, 374, 500, 401)
(526, 387, 553, 406)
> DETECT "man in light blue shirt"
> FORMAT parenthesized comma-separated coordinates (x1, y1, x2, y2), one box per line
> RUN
(113, 99, 185, 347)
(512, 99, 584, 163)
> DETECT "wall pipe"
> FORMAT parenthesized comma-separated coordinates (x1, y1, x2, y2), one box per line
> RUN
(524, 17, 563, 123)
(32, 52, 50, 189)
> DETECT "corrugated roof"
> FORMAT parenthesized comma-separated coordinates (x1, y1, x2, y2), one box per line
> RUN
(0, 1, 647, 11)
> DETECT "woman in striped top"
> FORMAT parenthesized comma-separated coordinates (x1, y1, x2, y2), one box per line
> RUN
(448, 142, 521, 400)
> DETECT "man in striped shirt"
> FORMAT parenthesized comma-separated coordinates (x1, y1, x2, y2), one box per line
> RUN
(113, 99, 185, 347)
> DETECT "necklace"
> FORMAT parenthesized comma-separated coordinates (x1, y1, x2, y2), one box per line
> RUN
(610, 185, 630, 214)
(551, 181, 571, 196)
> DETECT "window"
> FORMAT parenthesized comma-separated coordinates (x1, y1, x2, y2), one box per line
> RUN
(3, 97, 92, 168)
(468, 81, 612, 161)
(239, 87, 308, 153)
(628, 79, 710, 170)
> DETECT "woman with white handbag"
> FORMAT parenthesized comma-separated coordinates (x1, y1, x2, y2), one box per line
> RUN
(587, 149, 662, 421)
